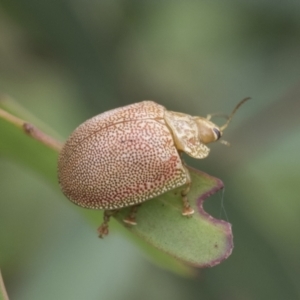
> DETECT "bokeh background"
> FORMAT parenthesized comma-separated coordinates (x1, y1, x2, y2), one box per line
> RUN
(1, 1, 300, 299)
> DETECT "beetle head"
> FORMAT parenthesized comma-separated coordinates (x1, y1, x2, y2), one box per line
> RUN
(194, 118, 222, 144)
(195, 97, 250, 145)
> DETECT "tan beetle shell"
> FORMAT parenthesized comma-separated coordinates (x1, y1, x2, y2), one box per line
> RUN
(58, 101, 191, 210)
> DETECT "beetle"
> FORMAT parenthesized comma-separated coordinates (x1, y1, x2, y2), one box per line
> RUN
(58, 99, 249, 237)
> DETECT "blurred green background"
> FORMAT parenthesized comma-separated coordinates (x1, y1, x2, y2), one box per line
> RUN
(1, 0, 300, 299)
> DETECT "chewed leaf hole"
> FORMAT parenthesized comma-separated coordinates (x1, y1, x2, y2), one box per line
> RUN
(202, 190, 229, 222)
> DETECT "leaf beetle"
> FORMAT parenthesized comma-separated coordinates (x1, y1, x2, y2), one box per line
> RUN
(58, 98, 249, 237)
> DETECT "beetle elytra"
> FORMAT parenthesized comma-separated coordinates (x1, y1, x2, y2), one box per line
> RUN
(58, 98, 249, 237)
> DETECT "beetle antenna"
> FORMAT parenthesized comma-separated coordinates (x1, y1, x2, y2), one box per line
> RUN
(206, 112, 229, 121)
(220, 97, 251, 131)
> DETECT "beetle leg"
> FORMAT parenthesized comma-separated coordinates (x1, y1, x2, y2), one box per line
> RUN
(98, 209, 118, 238)
(181, 166, 195, 216)
(123, 204, 141, 226)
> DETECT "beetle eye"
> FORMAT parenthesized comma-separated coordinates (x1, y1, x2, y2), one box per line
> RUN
(213, 128, 221, 140)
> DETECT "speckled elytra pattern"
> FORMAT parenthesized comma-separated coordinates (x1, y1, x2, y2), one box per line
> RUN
(58, 101, 188, 210)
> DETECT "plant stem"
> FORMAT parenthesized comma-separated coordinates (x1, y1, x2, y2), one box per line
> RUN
(0, 108, 62, 152)
(0, 270, 9, 300)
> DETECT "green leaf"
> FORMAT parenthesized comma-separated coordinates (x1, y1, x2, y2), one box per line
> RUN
(0, 101, 233, 275)
(117, 168, 232, 267)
